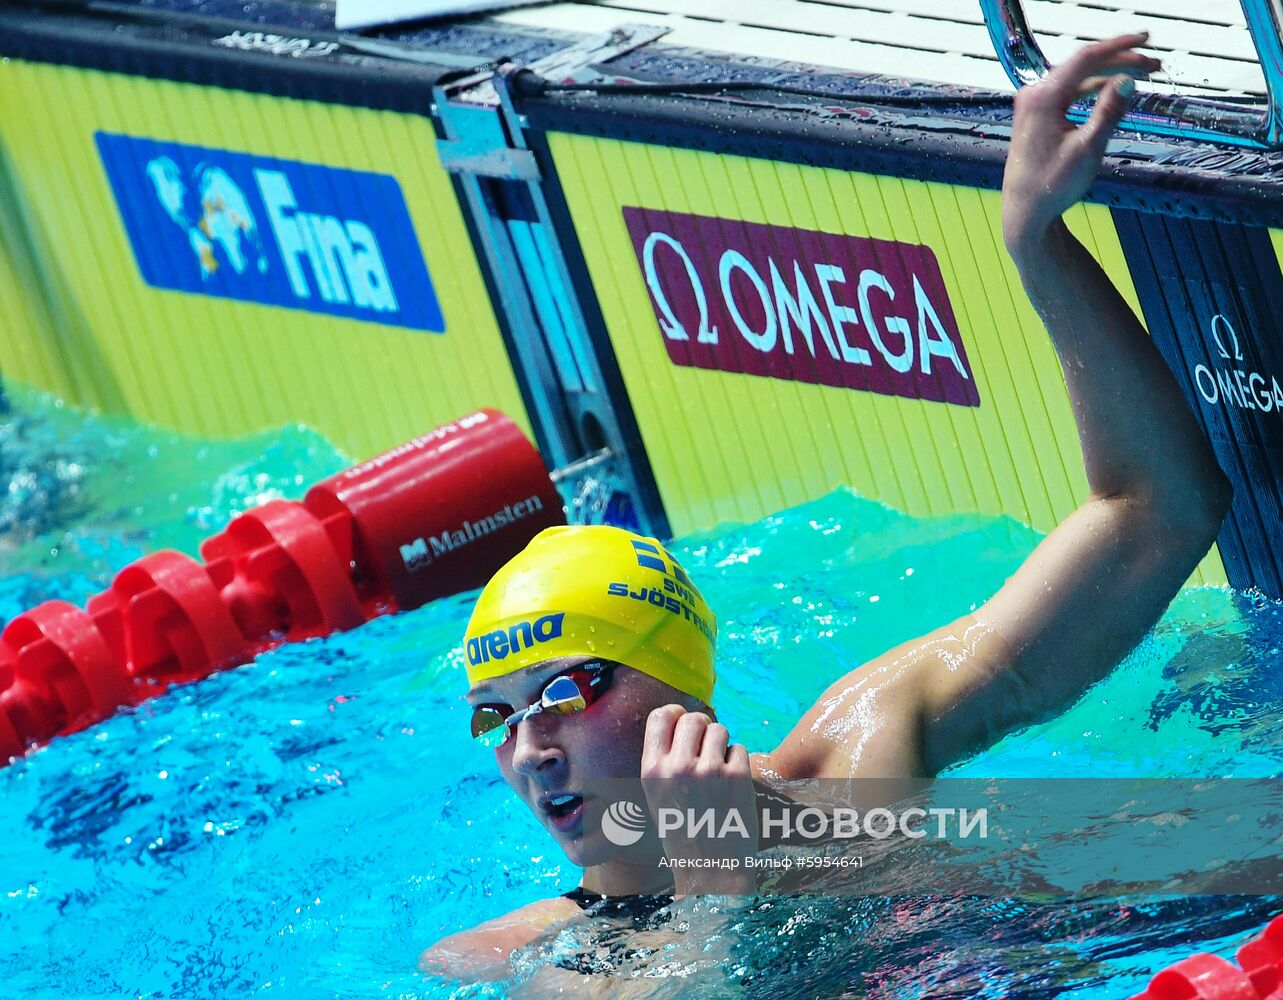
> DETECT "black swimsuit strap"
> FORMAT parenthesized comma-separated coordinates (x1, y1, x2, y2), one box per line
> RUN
(552, 888, 678, 975)
(561, 887, 674, 922)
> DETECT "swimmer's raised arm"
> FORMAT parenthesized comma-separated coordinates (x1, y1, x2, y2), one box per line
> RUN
(766, 34, 1232, 782)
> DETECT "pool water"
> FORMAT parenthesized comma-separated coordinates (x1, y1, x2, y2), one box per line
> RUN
(1, 385, 1281, 998)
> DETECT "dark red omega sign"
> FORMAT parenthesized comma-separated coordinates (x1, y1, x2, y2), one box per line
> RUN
(622, 207, 981, 407)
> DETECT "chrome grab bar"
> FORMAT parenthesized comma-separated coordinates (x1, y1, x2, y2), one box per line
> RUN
(978, 0, 1283, 148)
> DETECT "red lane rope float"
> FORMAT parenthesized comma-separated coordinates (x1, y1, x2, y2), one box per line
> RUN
(202, 500, 366, 651)
(1129, 914, 1283, 999)
(0, 409, 563, 764)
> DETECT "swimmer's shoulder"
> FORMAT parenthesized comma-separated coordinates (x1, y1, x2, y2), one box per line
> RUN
(418, 894, 583, 980)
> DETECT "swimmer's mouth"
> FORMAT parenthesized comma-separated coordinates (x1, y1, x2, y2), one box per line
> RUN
(538, 792, 583, 820)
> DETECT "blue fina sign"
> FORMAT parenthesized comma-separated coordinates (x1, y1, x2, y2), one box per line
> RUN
(95, 132, 445, 332)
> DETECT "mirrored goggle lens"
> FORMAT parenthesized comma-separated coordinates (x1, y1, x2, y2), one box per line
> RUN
(541, 674, 588, 715)
(471, 707, 511, 748)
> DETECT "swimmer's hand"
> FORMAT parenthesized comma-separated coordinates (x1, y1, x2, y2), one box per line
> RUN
(1002, 33, 1160, 259)
(641, 706, 758, 896)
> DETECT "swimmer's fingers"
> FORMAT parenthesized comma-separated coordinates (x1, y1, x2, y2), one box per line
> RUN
(1079, 74, 1138, 160)
(1041, 33, 1156, 104)
(1003, 36, 1158, 251)
(698, 722, 730, 769)
(643, 706, 716, 775)
(670, 711, 713, 767)
(642, 704, 685, 769)
(1075, 58, 1159, 99)
(696, 726, 751, 780)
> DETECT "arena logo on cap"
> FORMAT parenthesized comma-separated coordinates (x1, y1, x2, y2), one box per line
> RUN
(622, 208, 979, 406)
(95, 132, 444, 331)
(467, 612, 566, 666)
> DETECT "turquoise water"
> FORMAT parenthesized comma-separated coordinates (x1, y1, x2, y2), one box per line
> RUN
(1, 385, 1281, 998)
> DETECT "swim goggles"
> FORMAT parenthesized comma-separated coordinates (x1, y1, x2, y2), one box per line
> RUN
(470, 660, 619, 749)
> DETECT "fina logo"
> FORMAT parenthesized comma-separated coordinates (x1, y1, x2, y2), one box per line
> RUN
(145, 157, 395, 312)
(146, 158, 270, 281)
(601, 800, 648, 846)
(96, 133, 445, 332)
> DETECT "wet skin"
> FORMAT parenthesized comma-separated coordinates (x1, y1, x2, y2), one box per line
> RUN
(465, 656, 709, 879)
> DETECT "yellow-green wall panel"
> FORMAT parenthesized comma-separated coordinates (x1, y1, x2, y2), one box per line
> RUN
(0, 59, 530, 459)
(547, 131, 1226, 586)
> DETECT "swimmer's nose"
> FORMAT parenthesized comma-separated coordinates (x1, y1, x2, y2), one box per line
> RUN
(509, 714, 565, 777)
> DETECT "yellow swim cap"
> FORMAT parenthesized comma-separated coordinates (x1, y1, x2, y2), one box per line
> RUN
(463, 526, 717, 704)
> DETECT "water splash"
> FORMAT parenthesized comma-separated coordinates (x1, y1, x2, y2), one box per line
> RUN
(553, 447, 640, 530)
(0, 383, 349, 616)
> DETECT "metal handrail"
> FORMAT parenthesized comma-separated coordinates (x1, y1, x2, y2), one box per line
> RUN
(978, 0, 1283, 148)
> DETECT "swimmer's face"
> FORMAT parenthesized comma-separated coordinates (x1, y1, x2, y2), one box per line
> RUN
(466, 657, 701, 866)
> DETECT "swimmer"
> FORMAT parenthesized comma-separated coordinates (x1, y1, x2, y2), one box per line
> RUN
(421, 33, 1232, 985)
